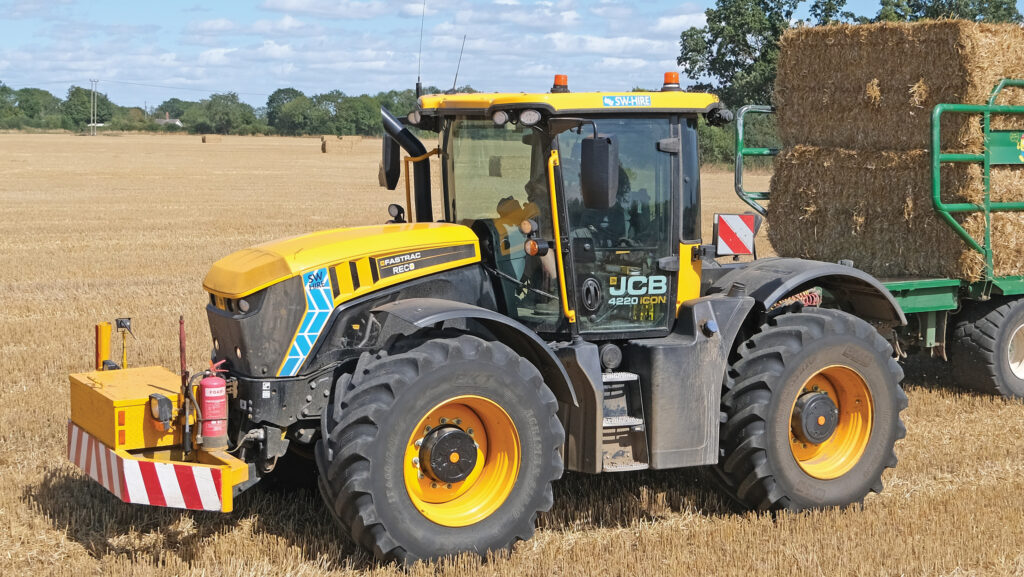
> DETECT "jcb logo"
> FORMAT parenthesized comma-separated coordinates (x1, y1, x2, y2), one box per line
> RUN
(609, 275, 668, 296)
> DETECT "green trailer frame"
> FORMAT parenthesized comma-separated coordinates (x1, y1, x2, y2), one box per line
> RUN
(734, 79, 1024, 352)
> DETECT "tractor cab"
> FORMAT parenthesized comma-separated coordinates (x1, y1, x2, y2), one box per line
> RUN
(384, 73, 730, 340)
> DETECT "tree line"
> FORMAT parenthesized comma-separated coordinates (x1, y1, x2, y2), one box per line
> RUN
(0, 82, 470, 136)
(681, 0, 1022, 164)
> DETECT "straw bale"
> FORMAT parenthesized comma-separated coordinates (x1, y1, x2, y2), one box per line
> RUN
(776, 21, 1024, 151)
(768, 146, 1024, 280)
(202, 134, 222, 143)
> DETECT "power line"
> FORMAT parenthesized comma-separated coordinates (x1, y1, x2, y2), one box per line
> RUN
(3, 78, 270, 98)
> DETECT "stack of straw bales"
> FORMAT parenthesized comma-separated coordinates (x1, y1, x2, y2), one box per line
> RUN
(768, 21, 1024, 280)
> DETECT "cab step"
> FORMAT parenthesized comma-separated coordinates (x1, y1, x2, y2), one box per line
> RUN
(601, 371, 650, 472)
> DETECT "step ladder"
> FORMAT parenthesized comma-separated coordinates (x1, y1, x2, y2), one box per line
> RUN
(601, 371, 649, 472)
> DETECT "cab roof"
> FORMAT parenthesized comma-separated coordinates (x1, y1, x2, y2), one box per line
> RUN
(417, 90, 721, 116)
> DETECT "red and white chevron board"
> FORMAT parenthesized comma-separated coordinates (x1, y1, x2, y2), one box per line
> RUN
(67, 421, 223, 511)
(716, 214, 756, 255)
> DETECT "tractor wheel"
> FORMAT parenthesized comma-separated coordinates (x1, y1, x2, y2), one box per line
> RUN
(950, 298, 1024, 398)
(315, 334, 564, 565)
(715, 308, 907, 511)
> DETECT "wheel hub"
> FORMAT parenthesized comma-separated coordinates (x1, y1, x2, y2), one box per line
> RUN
(1008, 323, 1024, 380)
(419, 425, 478, 483)
(792, 391, 839, 445)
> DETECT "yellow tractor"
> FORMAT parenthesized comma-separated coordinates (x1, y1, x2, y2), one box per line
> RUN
(69, 73, 908, 564)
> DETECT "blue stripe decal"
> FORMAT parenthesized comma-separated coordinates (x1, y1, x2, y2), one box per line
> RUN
(279, 267, 334, 377)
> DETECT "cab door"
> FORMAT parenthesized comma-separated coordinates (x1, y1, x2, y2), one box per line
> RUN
(556, 115, 689, 337)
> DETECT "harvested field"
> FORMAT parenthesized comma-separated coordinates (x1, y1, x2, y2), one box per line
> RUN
(768, 146, 1024, 279)
(776, 20, 1024, 151)
(1, 133, 1022, 577)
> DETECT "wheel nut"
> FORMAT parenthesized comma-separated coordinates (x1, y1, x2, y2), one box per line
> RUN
(424, 425, 432, 433)
(446, 483, 452, 489)
(439, 418, 448, 424)
(415, 439, 423, 447)
(467, 428, 474, 435)
(431, 482, 438, 489)
(454, 419, 462, 425)
(412, 457, 420, 467)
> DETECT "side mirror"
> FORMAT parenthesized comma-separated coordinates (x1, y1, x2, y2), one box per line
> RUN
(379, 134, 401, 190)
(580, 135, 618, 210)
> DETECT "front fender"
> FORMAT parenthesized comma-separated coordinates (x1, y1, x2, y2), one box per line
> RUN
(707, 258, 907, 326)
(372, 298, 579, 407)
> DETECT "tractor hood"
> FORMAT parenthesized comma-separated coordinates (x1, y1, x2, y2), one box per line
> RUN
(203, 223, 481, 299)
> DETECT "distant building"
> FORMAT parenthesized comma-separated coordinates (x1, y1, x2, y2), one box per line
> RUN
(154, 112, 183, 127)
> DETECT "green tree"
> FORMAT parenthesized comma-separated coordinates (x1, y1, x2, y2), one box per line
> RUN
(678, 0, 806, 109)
(155, 97, 195, 119)
(276, 95, 326, 135)
(265, 87, 305, 129)
(62, 86, 114, 130)
(205, 92, 255, 134)
(900, 0, 1021, 21)
(15, 88, 60, 119)
(0, 82, 16, 119)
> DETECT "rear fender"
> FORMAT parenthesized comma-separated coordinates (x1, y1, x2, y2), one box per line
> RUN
(707, 258, 906, 327)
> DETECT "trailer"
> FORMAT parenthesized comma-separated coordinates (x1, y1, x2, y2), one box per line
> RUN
(736, 79, 1024, 398)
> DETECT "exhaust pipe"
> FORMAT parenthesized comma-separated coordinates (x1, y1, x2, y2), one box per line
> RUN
(381, 107, 432, 222)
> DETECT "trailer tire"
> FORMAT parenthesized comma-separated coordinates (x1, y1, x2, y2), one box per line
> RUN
(315, 333, 563, 565)
(950, 299, 1024, 398)
(715, 308, 907, 510)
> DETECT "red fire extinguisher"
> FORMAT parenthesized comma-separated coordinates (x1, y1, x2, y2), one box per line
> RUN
(198, 360, 229, 450)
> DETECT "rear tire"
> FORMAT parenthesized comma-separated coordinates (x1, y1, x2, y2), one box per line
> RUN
(315, 334, 564, 564)
(715, 308, 907, 510)
(950, 299, 1024, 398)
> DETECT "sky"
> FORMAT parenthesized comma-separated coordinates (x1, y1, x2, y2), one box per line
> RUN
(0, 0, 1015, 110)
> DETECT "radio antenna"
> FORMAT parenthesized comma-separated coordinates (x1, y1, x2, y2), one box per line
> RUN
(450, 34, 467, 93)
(416, 0, 426, 97)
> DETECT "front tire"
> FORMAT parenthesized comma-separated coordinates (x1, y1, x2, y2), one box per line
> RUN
(716, 308, 907, 510)
(950, 298, 1024, 398)
(315, 334, 564, 564)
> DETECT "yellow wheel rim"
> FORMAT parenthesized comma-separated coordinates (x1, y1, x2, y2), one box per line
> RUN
(403, 395, 520, 527)
(789, 365, 873, 480)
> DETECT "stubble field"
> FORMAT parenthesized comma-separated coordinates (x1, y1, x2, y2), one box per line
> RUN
(0, 133, 1022, 576)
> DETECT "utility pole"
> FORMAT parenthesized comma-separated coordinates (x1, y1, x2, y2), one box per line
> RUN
(89, 79, 98, 135)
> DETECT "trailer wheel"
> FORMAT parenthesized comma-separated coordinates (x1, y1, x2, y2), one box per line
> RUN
(951, 299, 1024, 398)
(315, 334, 563, 565)
(715, 308, 907, 510)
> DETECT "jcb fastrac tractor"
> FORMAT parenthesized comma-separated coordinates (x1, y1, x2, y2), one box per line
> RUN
(69, 73, 907, 564)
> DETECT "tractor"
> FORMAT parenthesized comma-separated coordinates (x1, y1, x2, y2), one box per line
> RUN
(68, 73, 907, 564)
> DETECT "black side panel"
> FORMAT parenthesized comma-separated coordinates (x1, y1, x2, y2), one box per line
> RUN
(553, 341, 603, 474)
(625, 294, 754, 469)
(706, 257, 906, 326)
(208, 276, 305, 377)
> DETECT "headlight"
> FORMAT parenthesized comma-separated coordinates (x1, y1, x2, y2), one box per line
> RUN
(519, 109, 541, 126)
(149, 393, 173, 422)
(238, 298, 250, 313)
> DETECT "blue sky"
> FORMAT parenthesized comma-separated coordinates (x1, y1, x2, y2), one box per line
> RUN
(0, 0, 1013, 109)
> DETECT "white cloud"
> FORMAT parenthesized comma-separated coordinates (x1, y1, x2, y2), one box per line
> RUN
(258, 40, 294, 59)
(252, 15, 306, 33)
(198, 48, 236, 66)
(544, 32, 674, 56)
(596, 57, 648, 70)
(260, 0, 387, 19)
(192, 18, 236, 32)
(653, 13, 706, 33)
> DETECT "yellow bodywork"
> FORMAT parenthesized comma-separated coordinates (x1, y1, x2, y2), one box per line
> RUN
(204, 223, 481, 300)
(69, 366, 249, 512)
(677, 242, 703, 312)
(418, 91, 720, 114)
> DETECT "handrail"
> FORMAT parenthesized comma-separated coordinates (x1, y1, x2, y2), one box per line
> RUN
(932, 89, 1024, 280)
(734, 104, 778, 215)
(547, 149, 576, 324)
(403, 148, 440, 219)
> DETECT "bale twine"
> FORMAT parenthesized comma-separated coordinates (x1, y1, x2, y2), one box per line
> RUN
(768, 146, 1024, 280)
(776, 21, 1024, 152)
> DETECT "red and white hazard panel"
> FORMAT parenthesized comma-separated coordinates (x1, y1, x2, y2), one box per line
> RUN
(715, 213, 759, 256)
(67, 421, 223, 511)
